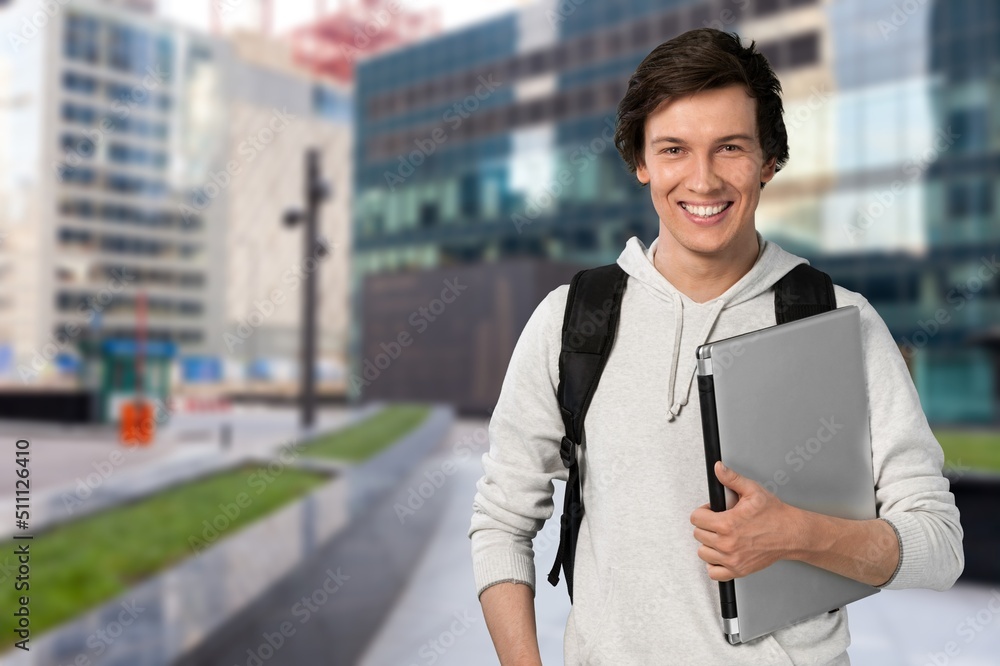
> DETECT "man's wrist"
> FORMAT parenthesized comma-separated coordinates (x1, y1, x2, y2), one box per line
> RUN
(783, 504, 828, 563)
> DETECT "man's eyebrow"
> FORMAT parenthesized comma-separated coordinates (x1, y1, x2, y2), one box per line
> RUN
(650, 134, 755, 145)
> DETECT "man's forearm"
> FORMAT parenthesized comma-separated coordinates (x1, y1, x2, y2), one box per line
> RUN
(789, 508, 900, 587)
(479, 581, 543, 666)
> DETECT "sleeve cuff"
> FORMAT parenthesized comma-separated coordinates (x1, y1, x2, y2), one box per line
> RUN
(474, 549, 536, 599)
(876, 514, 928, 589)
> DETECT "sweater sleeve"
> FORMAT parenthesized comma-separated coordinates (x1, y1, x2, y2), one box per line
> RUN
(859, 300, 965, 591)
(468, 286, 570, 599)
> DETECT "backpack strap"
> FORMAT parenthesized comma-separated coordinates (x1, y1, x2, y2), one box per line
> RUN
(547, 263, 628, 601)
(773, 263, 836, 324)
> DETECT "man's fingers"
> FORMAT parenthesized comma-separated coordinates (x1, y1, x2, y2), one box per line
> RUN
(715, 461, 756, 495)
(697, 545, 726, 566)
(692, 527, 718, 547)
(706, 564, 735, 582)
(690, 506, 723, 531)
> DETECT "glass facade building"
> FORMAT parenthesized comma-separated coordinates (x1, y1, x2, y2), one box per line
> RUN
(353, 0, 1000, 422)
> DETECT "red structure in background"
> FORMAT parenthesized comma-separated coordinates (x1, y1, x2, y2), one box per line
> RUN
(289, 0, 441, 83)
(121, 290, 154, 446)
(208, 0, 439, 83)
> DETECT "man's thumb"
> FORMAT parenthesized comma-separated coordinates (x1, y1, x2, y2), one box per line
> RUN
(715, 461, 750, 493)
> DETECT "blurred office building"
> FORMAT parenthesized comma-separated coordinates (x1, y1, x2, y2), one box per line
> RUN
(217, 30, 352, 398)
(0, 0, 354, 419)
(0, 0, 226, 419)
(353, 0, 1000, 422)
(219, 0, 438, 398)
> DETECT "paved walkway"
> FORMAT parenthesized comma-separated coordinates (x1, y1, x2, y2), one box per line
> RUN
(359, 418, 1000, 666)
(0, 405, 379, 540)
(0, 405, 359, 496)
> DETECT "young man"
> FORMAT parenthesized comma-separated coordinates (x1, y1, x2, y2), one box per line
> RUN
(469, 29, 964, 665)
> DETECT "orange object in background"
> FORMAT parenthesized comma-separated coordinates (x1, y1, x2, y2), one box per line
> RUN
(120, 400, 154, 446)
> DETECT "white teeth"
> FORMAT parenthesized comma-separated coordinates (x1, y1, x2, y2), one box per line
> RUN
(682, 202, 730, 217)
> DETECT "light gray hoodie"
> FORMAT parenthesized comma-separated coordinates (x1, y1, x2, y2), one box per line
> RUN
(469, 231, 964, 665)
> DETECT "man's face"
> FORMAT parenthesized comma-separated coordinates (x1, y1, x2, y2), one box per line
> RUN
(636, 84, 776, 259)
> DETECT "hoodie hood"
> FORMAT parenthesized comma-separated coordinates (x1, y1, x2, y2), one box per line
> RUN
(616, 230, 808, 421)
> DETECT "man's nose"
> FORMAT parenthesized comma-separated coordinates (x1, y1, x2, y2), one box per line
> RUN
(685, 154, 723, 193)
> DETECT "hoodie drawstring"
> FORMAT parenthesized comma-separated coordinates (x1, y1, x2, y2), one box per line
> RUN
(615, 232, 806, 423)
(667, 294, 684, 421)
(666, 293, 684, 420)
(666, 297, 727, 422)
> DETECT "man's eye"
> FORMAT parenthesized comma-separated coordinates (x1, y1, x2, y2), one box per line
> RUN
(720, 144, 741, 152)
(660, 147, 682, 155)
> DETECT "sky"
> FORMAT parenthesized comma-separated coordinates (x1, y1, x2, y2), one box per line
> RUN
(160, 0, 526, 37)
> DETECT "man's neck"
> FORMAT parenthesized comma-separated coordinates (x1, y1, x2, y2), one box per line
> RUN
(653, 232, 761, 304)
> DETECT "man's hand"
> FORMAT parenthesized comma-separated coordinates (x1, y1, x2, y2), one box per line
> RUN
(689, 461, 901, 587)
(689, 461, 798, 581)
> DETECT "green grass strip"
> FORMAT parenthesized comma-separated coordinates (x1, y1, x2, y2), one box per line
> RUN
(934, 430, 1000, 473)
(0, 403, 432, 644)
(1, 465, 328, 643)
(299, 404, 431, 461)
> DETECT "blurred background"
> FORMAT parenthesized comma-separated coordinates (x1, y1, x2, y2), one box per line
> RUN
(0, 0, 998, 664)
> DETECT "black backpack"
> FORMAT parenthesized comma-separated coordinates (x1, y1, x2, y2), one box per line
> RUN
(546, 262, 836, 602)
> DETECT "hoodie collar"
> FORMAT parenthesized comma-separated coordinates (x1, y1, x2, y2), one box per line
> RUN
(616, 230, 808, 421)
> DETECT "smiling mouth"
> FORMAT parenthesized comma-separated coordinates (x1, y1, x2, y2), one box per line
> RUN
(679, 201, 734, 218)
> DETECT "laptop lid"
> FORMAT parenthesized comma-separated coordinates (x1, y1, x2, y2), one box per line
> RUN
(696, 305, 879, 644)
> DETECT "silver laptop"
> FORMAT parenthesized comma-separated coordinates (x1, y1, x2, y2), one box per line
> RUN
(695, 305, 879, 645)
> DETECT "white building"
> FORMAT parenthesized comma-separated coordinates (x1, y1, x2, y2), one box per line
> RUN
(0, 0, 352, 395)
(221, 31, 352, 390)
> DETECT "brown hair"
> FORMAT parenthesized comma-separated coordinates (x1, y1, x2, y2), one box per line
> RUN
(614, 28, 788, 189)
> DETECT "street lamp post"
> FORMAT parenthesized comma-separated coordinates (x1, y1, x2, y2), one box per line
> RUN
(283, 149, 330, 430)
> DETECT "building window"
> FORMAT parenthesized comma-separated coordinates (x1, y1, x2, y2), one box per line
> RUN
(106, 81, 152, 108)
(973, 180, 994, 216)
(62, 102, 96, 125)
(459, 173, 479, 218)
(155, 35, 174, 83)
(574, 227, 597, 251)
(63, 71, 98, 95)
(58, 228, 94, 248)
(108, 23, 152, 75)
(104, 173, 166, 197)
(658, 14, 679, 39)
(948, 108, 989, 154)
(60, 198, 95, 218)
(58, 166, 97, 185)
(64, 13, 99, 64)
(630, 21, 651, 46)
(947, 181, 969, 218)
(604, 29, 625, 59)
(419, 202, 439, 229)
(759, 40, 783, 69)
(951, 180, 994, 218)
(60, 133, 96, 159)
(313, 85, 352, 123)
(177, 301, 204, 316)
(787, 33, 819, 69)
(754, 0, 783, 17)
(107, 143, 167, 169)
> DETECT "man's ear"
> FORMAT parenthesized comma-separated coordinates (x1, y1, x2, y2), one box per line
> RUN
(760, 155, 777, 184)
(636, 157, 650, 185)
